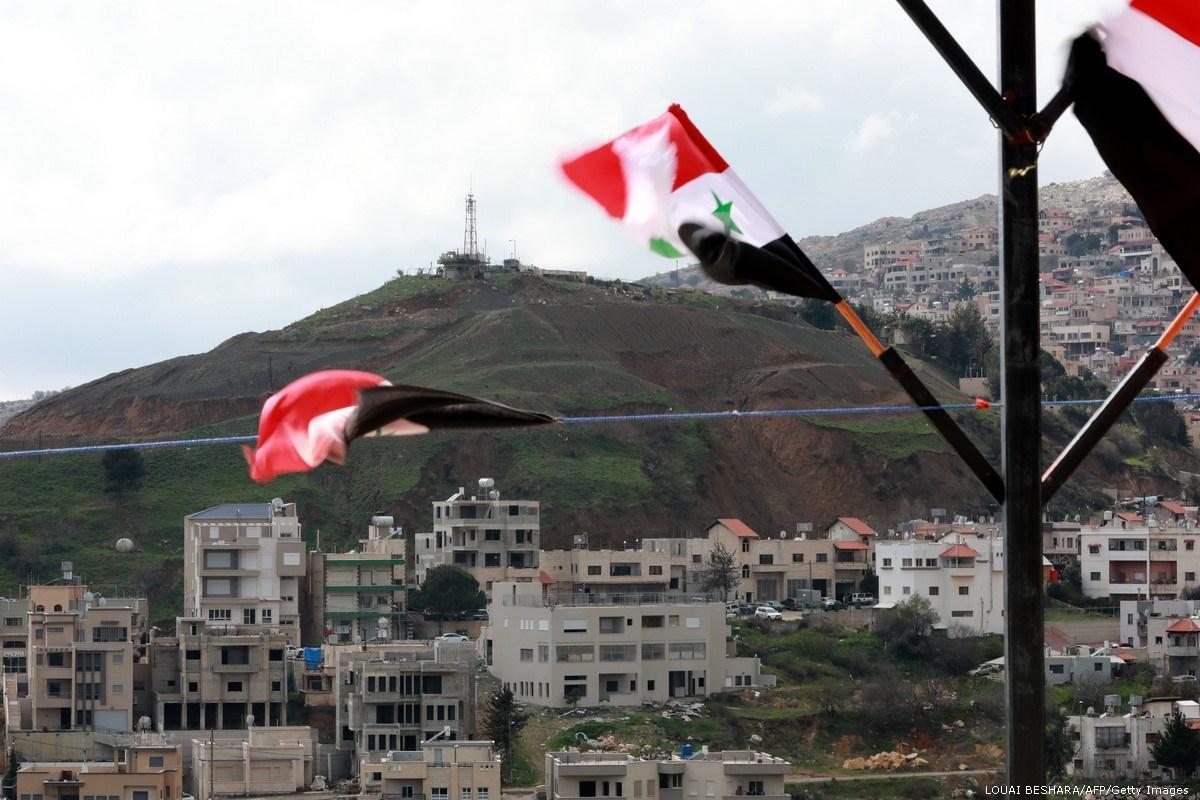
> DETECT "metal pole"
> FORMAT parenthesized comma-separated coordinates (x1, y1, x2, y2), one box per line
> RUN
(998, 0, 1043, 785)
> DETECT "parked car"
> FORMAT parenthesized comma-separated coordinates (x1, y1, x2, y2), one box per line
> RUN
(821, 598, 845, 611)
(435, 632, 469, 642)
(763, 600, 784, 611)
(754, 606, 783, 621)
(781, 598, 797, 610)
(968, 662, 1004, 677)
(737, 604, 757, 616)
(1171, 674, 1198, 683)
(470, 609, 489, 620)
(848, 593, 876, 607)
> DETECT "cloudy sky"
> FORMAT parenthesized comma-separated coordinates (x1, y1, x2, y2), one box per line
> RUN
(0, 0, 1126, 400)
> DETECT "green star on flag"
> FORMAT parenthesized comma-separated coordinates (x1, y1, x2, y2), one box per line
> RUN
(711, 191, 742, 235)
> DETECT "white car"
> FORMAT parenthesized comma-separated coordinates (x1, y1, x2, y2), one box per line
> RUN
(753, 606, 783, 621)
(435, 633, 469, 642)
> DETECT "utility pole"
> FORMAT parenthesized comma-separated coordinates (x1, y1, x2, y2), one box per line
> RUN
(998, 0, 1043, 785)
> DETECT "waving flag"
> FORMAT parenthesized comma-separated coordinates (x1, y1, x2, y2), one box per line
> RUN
(244, 370, 554, 483)
(1067, 0, 1200, 282)
(561, 105, 835, 302)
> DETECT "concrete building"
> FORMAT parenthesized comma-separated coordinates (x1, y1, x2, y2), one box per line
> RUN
(707, 518, 873, 604)
(415, 479, 540, 591)
(182, 500, 306, 641)
(26, 580, 144, 733)
(360, 739, 501, 798)
(16, 736, 182, 800)
(545, 750, 791, 800)
(1119, 599, 1200, 647)
(191, 726, 315, 799)
(2, 597, 30, 676)
(334, 641, 479, 759)
(1079, 515, 1200, 600)
(482, 582, 769, 708)
(304, 515, 408, 645)
(150, 500, 307, 731)
(1067, 696, 1188, 781)
(875, 534, 1005, 635)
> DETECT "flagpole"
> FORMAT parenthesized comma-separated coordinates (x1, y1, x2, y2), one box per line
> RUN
(1043, 292, 1200, 501)
(998, 0, 1044, 784)
(833, 300, 1005, 503)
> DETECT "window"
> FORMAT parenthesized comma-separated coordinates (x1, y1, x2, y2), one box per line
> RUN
(642, 643, 665, 660)
(1049, 664, 1065, 674)
(556, 645, 595, 662)
(262, 609, 273, 623)
(741, 565, 749, 579)
(599, 617, 625, 634)
(227, 681, 242, 691)
(272, 680, 282, 691)
(282, 551, 301, 566)
(188, 681, 199, 692)
(203, 578, 233, 597)
(758, 554, 773, 565)
(149, 756, 164, 768)
(883, 586, 892, 595)
(243, 608, 257, 625)
(928, 587, 939, 596)
(668, 642, 706, 660)
(815, 553, 828, 563)
(599, 644, 636, 662)
(958, 586, 969, 596)
(204, 550, 234, 569)
(685, 617, 700, 628)
(950, 610, 974, 618)
(741, 540, 750, 553)
(902, 586, 911, 595)
(647, 680, 656, 691)
(1189, 541, 1196, 551)
(649, 566, 663, 575)
(642, 615, 664, 628)
(1188, 573, 1196, 582)
(269, 649, 283, 662)
(207, 609, 232, 622)
(520, 649, 534, 663)
(111, 684, 123, 695)
(539, 644, 549, 662)
(133, 792, 149, 800)
(562, 619, 587, 633)
(882, 558, 892, 568)
(588, 566, 602, 575)
(478, 790, 489, 800)
(1090, 572, 1101, 581)
(902, 558, 913, 567)
(1088, 545, 1101, 554)
(669, 615, 680, 627)
(432, 790, 449, 800)
(463, 790, 472, 800)
(792, 553, 805, 563)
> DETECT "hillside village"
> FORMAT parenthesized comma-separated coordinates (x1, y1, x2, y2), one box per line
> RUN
(9, 475, 1200, 793)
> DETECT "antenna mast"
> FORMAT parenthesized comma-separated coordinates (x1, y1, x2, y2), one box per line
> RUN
(464, 193, 479, 258)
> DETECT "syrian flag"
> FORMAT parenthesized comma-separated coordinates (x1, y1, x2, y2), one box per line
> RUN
(560, 104, 839, 301)
(1068, 0, 1200, 282)
(244, 370, 554, 483)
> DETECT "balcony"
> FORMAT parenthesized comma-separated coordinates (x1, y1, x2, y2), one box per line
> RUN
(1167, 645, 1200, 658)
(213, 661, 259, 673)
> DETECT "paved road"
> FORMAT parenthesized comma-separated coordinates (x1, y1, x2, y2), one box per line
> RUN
(786, 769, 998, 784)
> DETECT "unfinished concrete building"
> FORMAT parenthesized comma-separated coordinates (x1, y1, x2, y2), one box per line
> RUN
(334, 641, 478, 761)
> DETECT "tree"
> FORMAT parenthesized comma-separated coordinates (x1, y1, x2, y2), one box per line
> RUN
(1152, 709, 1200, 779)
(954, 278, 976, 301)
(482, 687, 528, 784)
(1133, 401, 1189, 446)
(408, 566, 485, 619)
(875, 595, 939, 657)
(1188, 346, 1200, 367)
(1044, 705, 1072, 781)
(798, 298, 835, 330)
(858, 569, 878, 598)
(699, 542, 740, 600)
(2, 748, 18, 800)
(101, 448, 145, 497)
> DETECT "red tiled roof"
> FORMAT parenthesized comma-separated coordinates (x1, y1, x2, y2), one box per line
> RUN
(836, 517, 878, 537)
(1161, 501, 1189, 516)
(715, 518, 759, 538)
(539, 570, 555, 585)
(940, 543, 981, 559)
(1116, 512, 1142, 523)
(1167, 618, 1200, 633)
(833, 541, 870, 551)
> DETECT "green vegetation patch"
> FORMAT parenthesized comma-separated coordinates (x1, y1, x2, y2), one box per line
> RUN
(803, 414, 952, 459)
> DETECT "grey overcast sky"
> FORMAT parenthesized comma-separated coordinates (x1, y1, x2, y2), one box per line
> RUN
(0, 0, 1127, 400)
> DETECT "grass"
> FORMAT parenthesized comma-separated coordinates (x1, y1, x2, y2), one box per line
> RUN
(802, 415, 952, 459)
(786, 776, 947, 800)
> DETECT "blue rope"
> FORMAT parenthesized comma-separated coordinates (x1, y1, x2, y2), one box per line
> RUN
(1, 392, 1197, 460)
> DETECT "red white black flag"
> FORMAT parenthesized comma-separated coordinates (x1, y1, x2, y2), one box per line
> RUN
(1068, 0, 1200, 281)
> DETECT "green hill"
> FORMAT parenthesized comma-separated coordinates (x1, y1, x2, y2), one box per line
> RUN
(0, 272, 1190, 627)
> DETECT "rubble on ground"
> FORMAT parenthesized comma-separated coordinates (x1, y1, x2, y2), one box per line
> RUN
(840, 750, 930, 770)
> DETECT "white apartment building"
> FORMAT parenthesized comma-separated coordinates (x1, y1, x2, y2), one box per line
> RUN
(1068, 696, 1191, 781)
(483, 582, 769, 708)
(545, 750, 791, 800)
(183, 500, 306, 639)
(360, 740, 501, 799)
(1079, 514, 1200, 600)
(415, 479, 540, 590)
(875, 534, 1005, 635)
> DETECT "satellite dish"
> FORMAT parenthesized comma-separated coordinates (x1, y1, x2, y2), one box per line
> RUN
(116, 538, 135, 553)
(137, 716, 152, 732)
(245, 714, 255, 728)
(378, 617, 389, 629)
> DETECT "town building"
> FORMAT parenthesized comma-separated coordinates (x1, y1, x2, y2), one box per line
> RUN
(24, 577, 145, 733)
(545, 750, 791, 800)
(16, 735, 182, 800)
(150, 500, 307, 731)
(191, 726, 315, 799)
(334, 640, 479, 759)
(875, 534, 1005, 635)
(415, 479, 541, 591)
(1079, 511, 1200, 600)
(483, 582, 769, 708)
(360, 739, 502, 798)
(1119, 599, 1200, 647)
(1067, 696, 1188, 781)
(303, 515, 407, 645)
